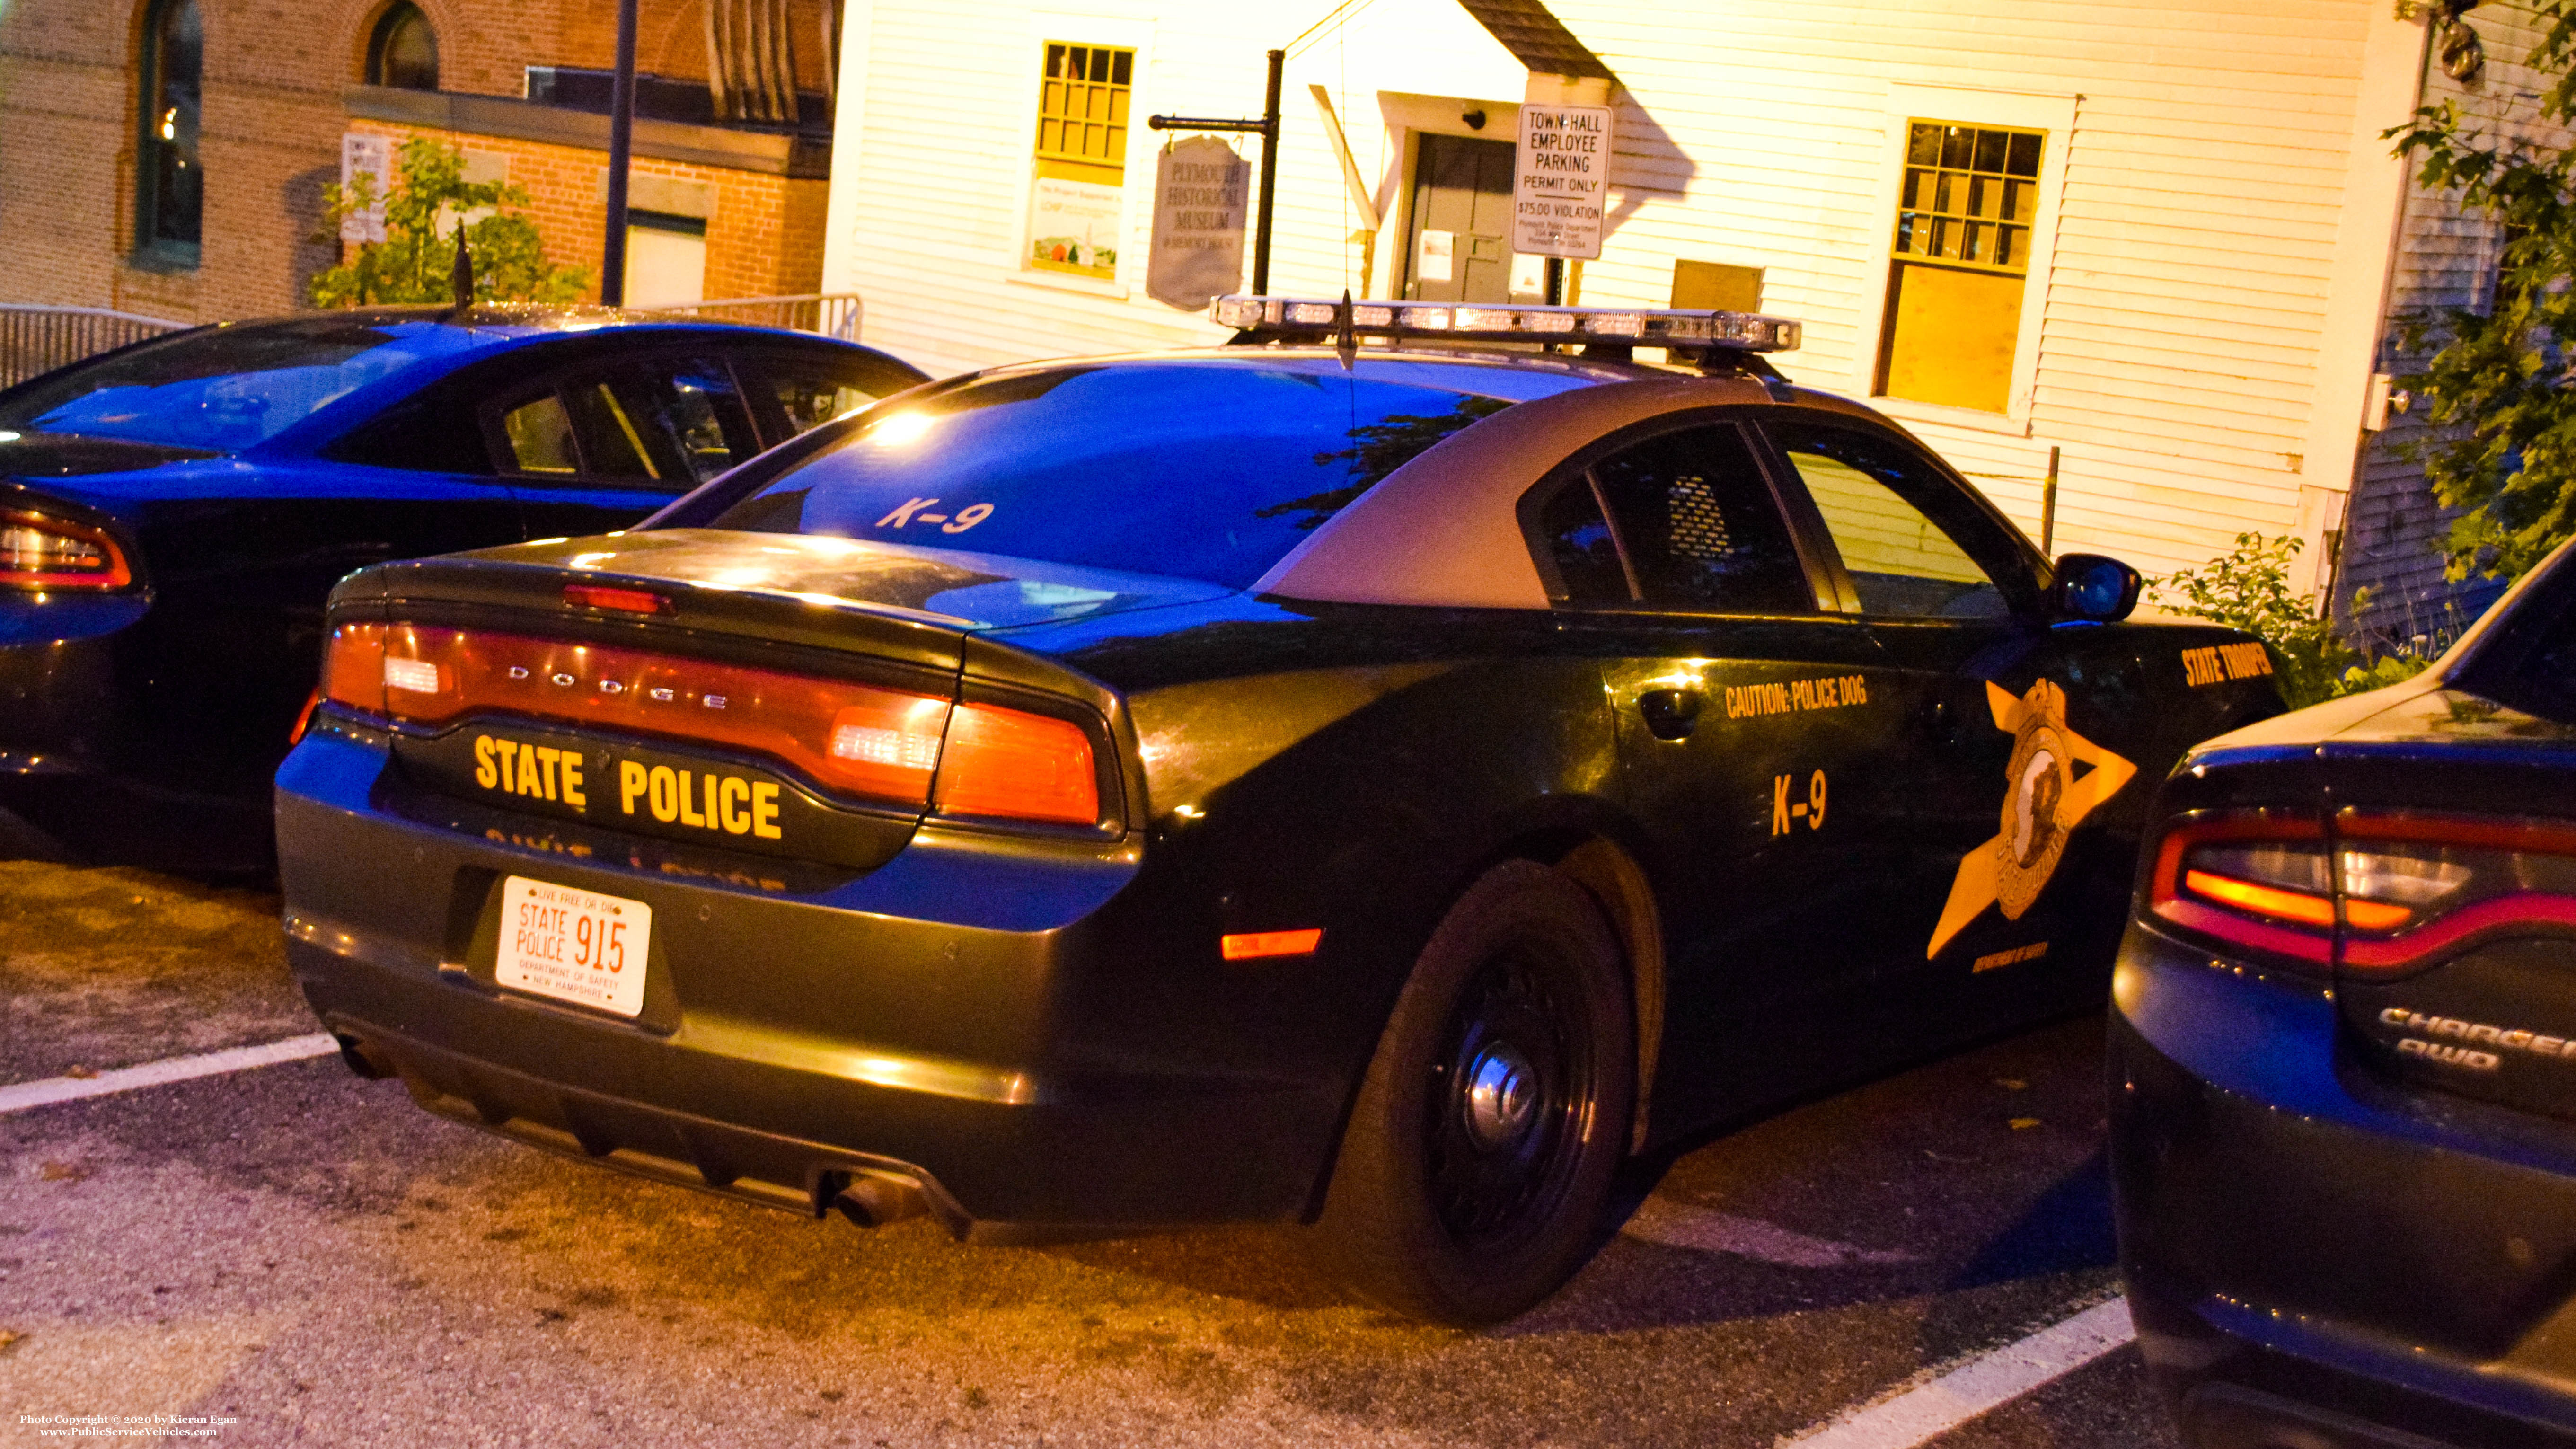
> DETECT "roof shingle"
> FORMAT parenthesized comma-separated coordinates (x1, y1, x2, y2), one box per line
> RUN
(1455, 0, 1617, 81)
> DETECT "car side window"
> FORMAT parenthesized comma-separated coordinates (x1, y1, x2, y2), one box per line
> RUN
(1765, 419, 2016, 619)
(324, 386, 503, 475)
(502, 393, 579, 475)
(624, 358, 759, 484)
(496, 358, 759, 490)
(1531, 423, 1813, 614)
(771, 369, 882, 435)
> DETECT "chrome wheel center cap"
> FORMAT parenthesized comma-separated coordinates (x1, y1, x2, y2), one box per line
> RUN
(1463, 1043, 1538, 1149)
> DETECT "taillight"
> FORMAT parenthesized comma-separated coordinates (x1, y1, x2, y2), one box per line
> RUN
(2149, 814, 2334, 968)
(319, 621, 1102, 825)
(563, 583, 666, 614)
(932, 702, 1099, 825)
(2147, 811, 2576, 973)
(322, 622, 388, 713)
(0, 509, 131, 589)
(2337, 814, 2576, 973)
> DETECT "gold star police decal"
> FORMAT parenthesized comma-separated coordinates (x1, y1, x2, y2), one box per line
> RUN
(1926, 679, 2136, 959)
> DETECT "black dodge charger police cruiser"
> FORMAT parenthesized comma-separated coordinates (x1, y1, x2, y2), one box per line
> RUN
(275, 297, 2283, 1324)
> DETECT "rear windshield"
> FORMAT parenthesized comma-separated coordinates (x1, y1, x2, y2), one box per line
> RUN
(0, 318, 483, 451)
(2464, 575, 2576, 724)
(697, 362, 1560, 588)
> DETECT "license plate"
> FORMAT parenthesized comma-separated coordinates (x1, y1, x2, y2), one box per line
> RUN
(496, 876, 652, 1018)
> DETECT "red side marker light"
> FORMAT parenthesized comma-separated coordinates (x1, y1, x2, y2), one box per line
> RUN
(1221, 928, 1323, 961)
(564, 583, 666, 614)
(286, 686, 323, 746)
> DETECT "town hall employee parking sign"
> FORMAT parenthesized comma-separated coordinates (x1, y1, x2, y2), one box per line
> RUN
(1514, 102, 1612, 260)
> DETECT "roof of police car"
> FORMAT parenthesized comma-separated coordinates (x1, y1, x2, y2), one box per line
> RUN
(950, 341, 1671, 395)
(873, 342, 1892, 612)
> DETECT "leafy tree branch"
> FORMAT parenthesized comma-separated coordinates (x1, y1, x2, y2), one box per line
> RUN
(310, 138, 589, 307)
(2388, 5, 2576, 582)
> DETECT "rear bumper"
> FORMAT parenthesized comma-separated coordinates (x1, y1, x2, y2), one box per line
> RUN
(277, 723, 1350, 1236)
(0, 591, 273, 866)
(0, 593, 133, 765)
(2110, 924, 2576, 1447)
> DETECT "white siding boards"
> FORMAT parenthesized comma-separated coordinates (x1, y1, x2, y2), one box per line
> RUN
(821, 0, 2487, 595)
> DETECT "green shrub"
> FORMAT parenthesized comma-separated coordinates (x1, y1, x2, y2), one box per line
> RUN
(2149, 533, 2434, 708)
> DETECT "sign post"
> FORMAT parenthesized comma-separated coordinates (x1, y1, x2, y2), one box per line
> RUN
(1148, 47, 1284, 295)
(599, 0, 639, 305)
(1147, 136, 1250, 310)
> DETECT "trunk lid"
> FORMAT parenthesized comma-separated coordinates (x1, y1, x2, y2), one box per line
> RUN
(328, 530, 1182, 868)
(344, 529, 1231, 669)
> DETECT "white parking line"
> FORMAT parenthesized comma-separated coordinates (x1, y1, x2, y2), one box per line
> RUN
(1778, 1296, 2136, 1449)
(0, 1033, 342, 1116)
(1623, 1196, 1918, 1267)
(5, 1035, 2126, 1449)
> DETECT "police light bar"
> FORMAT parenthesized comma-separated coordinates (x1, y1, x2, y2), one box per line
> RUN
(1211, 295, 1802, 353)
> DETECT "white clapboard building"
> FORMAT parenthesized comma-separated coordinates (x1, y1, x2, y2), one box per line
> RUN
(818, 0, 2536, 614)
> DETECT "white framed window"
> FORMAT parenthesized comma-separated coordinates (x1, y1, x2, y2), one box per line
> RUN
(1027, 41, 1133, 281)
(1851, 85, 2076, 433)
(1009, 13, 1153, 299)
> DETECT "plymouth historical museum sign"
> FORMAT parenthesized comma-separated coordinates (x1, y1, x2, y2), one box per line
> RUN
(1148, 136, 1249, 309)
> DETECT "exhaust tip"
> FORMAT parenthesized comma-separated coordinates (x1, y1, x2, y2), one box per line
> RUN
(832, 1170, 931, 1229)
(333, 1033, 397, 1080)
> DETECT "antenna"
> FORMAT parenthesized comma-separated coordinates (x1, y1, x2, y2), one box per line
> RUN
(449, 223, 474, 311)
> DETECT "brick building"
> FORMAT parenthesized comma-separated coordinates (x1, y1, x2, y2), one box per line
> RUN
(0, 0, 838, 323)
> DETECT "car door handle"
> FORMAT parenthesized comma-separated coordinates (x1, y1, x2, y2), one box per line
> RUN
(1638, 688, 1704, 741)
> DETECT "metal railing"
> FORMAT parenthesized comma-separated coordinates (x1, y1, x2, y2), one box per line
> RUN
(0, 305, 191, 388)
(642, 292, 863, 340)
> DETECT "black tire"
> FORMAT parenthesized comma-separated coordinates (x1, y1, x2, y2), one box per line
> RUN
(1312, 858, 1635, 1325)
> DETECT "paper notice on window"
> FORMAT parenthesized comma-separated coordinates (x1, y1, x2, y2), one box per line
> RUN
(1029, 175, 1124, 281)
(339, 133, 392, 244)
(1417, 229, 1455, 283)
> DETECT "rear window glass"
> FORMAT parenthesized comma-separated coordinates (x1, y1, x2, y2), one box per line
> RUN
(2468, 579, 2576, 724)
(699, 362, 1536, 588)
(0, 318, 482, 451)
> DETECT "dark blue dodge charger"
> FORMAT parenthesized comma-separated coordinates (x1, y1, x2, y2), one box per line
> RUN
(0, 307, 923, 867)
(2115, 536, 2576, 1447)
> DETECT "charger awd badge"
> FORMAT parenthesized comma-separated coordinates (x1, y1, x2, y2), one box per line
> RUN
(1926, 679, 2136, 957)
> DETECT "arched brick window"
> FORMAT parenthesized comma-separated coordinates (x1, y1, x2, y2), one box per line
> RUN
(366, 2, 438, 91)
(135, 0, 203, 266)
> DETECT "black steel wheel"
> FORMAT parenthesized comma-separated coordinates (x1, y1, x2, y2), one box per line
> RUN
(1312, 858, 1634, 1325)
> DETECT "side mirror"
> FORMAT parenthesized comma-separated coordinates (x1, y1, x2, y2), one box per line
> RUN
(2051, 553, 2141, 623)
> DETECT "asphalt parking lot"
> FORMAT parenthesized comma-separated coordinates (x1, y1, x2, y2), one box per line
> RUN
(0, 859, 2177, 1448)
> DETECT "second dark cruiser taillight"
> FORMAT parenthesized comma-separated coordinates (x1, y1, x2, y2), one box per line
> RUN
(2149, 813, 2336, 968)
(2335, 814, 2576, 973)
(2147, 811, 2576, 973)
(319, 622, 1101, 826)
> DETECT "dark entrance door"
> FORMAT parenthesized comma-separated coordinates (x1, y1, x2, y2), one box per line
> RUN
(1404, 133, 1517, 303)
